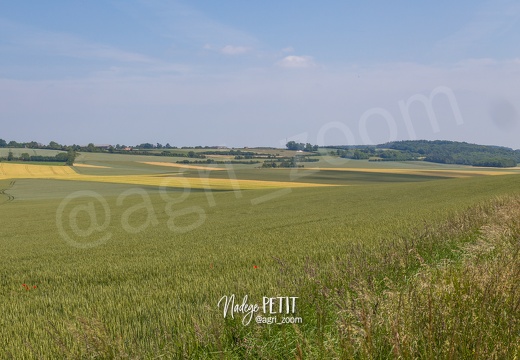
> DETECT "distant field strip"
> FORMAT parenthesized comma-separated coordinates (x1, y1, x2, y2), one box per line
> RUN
(139, 162, 226, 171)
(0, 163, 334, 190)
(304, 167, 520, 177)
(73, 163, 111, 169)
(68, 175, 334, 190)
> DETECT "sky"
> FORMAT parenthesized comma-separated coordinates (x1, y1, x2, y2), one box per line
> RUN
(1, 0, 520, 148)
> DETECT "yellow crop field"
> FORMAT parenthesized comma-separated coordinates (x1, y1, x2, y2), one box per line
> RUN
(139, 161, 226, 171)
(0, 163, 334, 190)
(0, 163, 77, 178)
(66, 174, 336, 190)
(2, 163, 518, 191)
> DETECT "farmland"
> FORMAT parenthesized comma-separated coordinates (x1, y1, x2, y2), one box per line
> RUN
(0, 150, 519, 358)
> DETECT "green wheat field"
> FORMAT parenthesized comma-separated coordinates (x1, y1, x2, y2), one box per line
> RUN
(0, 150, 519, 359)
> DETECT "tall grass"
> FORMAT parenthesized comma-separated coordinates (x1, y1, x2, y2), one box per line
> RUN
(251, 196, 520, 359)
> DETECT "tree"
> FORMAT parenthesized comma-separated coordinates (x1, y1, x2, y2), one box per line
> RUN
(0, 139, 7, 147)
(286, 141, 303, 150)
(353, 150, 370, 159)
(287, 141, 318, 151)
(138, 143, 154, 149)
(20, 153, 31, 161)
(7, 151, 14, 161)
(48, 141, 61, 150)
(66, 150, 76, 166)
(55, 153, 68, 161)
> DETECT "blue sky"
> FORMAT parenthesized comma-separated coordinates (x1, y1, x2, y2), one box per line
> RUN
(1, 0, 520, 148)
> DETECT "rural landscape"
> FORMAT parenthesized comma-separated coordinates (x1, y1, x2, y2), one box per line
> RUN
(0, 140, 519, 358)
(2, 1, 520, 358)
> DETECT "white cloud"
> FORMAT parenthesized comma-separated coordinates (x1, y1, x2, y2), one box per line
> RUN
(220, 45, 251, 55)
(276, 55, 316, 68)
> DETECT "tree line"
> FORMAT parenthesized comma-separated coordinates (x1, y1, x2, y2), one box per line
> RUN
(2, 138, 518, 168)
(0, 150, 76, 165)
(285, 141, 319, 152)
(328, 140, 519, 167)
(380, 140, 519, 167)
(0, 139, 175, 153)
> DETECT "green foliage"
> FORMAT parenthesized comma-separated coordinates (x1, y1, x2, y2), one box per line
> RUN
(3, 151, 71, 163)
(66, 150, 76, 166)
(54, 153, 68, 161)
(286, 141, 319, 152)
(334, 147, 418, 161)
(352, 149, 370, 159)
(137, 142, 154, 149)
(471, 157, 517, 167)
(48, 141, 63, 150)
(1, 138, 517, 169)
(382, 140, 519, 167)
(262, 157, 304, 168)
(8, 140, 23, 148)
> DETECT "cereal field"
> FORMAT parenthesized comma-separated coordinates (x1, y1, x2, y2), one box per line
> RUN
(0, 153, 518, 358)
